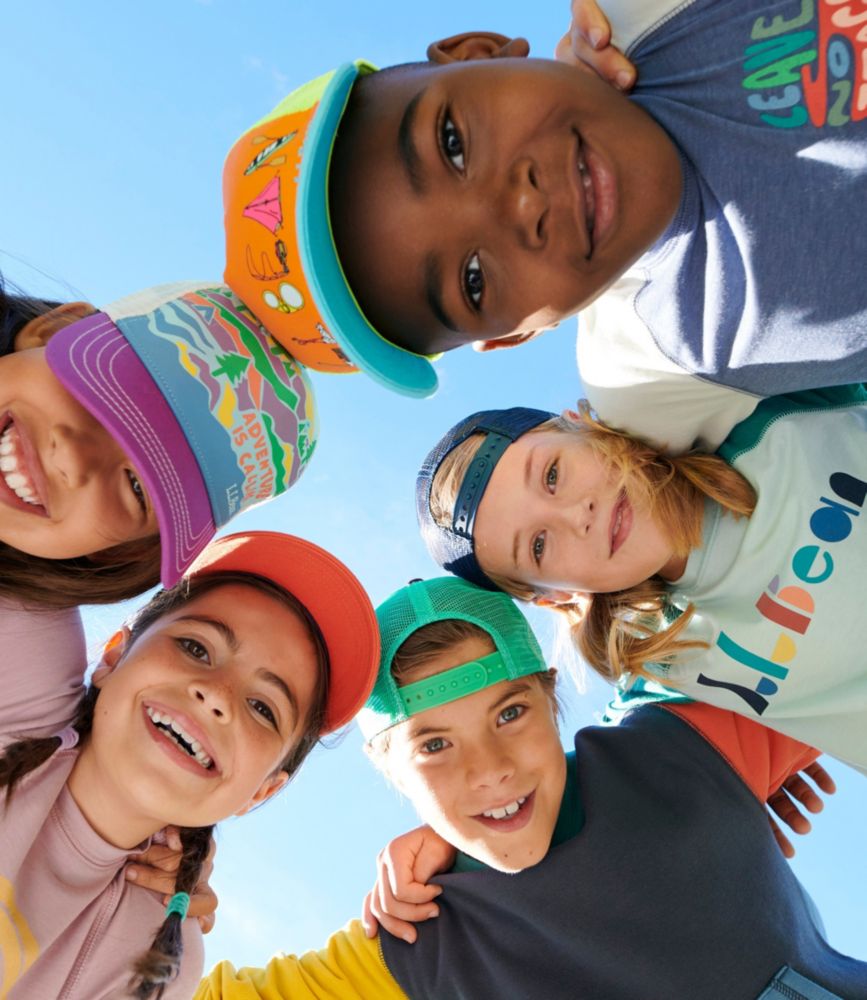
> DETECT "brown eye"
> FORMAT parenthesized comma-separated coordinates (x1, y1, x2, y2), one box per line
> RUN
(441, 114, 465, 171)
(464, 253, 484, 308)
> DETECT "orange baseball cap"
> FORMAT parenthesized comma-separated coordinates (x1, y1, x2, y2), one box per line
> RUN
(187, 531, 379, 733)
(223, 62, 438, 398)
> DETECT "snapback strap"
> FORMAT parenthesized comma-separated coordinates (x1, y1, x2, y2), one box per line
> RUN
(399, 651, 510, 715)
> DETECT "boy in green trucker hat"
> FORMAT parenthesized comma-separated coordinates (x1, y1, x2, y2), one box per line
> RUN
(196, 577, 863, 1000)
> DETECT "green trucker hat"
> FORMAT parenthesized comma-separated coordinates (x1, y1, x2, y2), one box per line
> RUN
(358, 577, 547, 742)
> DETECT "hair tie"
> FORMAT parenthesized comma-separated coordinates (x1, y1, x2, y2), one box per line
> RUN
(165, 892, 190, 920)
(54, 726, 79, 751)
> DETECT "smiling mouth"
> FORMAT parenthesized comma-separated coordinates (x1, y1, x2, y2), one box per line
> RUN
(0, 418, 47, 513)
(474, 790, 535, 832)
(576, 138, 596, 258)
(146, 705, 215, 770)
(609, 491, 632, 556)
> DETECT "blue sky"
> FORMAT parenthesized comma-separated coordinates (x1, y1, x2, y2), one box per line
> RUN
(2, 0, 864, 978)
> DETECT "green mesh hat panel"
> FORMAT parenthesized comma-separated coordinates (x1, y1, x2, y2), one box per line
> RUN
(358, 577, 547, 742)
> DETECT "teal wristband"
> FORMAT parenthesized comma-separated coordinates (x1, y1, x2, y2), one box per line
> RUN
(165, 892, 191, 920)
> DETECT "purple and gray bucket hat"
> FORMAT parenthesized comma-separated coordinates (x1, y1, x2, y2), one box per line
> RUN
(46, 282, 317, 586)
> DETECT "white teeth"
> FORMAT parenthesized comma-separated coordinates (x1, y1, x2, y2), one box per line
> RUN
(146, 706, 213, 769)
(0, 426, 43, 506)
(482, 796, 527, 820)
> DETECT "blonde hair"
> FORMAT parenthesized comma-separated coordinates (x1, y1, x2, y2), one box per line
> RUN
(429, 403, 756, 683)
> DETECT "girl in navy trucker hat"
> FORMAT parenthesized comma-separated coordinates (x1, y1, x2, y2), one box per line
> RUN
(417, 389, 867, 779)
(197, 576, 862, 1000)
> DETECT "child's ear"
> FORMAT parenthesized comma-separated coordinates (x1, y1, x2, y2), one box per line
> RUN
(533, 590, 592, 613)
(473, 329, 544, 353)
(91, 627, 131, 688)
(14, 301, 95, 351)
(234, 771, 290, 816)
(427, 32, 530, 65)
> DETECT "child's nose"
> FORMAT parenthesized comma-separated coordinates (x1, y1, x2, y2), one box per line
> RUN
(189, 677, 233, 723)
(501, 157, 547, 250)
(468, 740, 515, 790)
(49, 423, 114, 488)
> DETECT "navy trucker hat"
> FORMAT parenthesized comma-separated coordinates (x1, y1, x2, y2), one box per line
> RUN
(415, 407, 553, 589)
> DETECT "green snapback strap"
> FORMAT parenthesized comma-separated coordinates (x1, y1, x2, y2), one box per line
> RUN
(399, 651, 510, 715)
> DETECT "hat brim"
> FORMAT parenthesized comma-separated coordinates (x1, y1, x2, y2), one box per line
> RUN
(45, 312, 216, 587)
(188, 531, 380, 733)
(297, 62, 438, 399)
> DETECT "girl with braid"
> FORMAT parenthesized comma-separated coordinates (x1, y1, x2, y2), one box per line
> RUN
(0, 531, 379, 1000)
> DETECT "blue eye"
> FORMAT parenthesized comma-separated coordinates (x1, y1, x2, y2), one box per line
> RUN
(498, 704, 525, 725)
(422, 736, 448, 755)
(177, 637, 209, 662)
(464, 253, 484, 309)
(545, 461, 558, 491)
(441, 114, 465, 171)
(532, 532, 546, 565)
(127, 469, 148, 514)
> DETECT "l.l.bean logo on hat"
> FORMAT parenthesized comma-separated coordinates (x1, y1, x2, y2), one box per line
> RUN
(139, 288, 317, 524)
(224, 100, 358, 375)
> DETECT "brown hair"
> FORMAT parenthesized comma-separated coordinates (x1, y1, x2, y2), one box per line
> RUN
(370, 619, 559, 760)
(0, 571, 329, 999)
(0, 278, 163, 609)
(429, 403, 756, 683)
(0, 537, 162, 609)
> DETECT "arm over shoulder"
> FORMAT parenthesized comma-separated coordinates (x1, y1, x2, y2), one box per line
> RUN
(0, 599, 87, 741)
(194, 920, 408, 1000)
(663, 702, 819, 802)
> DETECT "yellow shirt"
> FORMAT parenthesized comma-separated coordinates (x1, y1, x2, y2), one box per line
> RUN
(194, 920, 408, 1000)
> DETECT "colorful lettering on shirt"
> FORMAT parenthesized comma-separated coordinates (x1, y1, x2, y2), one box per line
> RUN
(742, 1, 867, 128)
(698, 468, 866, 714)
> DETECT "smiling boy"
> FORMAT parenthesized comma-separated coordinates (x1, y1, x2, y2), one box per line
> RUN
(224, 0, 866, 447)
(196, 578, 867, 1000)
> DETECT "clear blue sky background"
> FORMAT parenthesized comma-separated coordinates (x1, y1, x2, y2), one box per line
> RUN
(2, 0, 864, 979)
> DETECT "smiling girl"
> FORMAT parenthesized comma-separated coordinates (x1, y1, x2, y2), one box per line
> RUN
(0, 530, 379, 999)
(196, 577, 865, 1000)
(417, 387, 867, 776)
(0, 279, 317, 608)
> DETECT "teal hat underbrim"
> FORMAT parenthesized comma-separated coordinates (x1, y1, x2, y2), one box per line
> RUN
(298, 61, 438, 399)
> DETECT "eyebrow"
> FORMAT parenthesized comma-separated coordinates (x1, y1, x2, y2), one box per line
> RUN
(397, 88, 427, 195)
(512, 450, 536, 569)
(406, 681, 534, 739)
(174, 615, 239, 652)
(424, 252, 461, 335)
(490, 682, 532, 711)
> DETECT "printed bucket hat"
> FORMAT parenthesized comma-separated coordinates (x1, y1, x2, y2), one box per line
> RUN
(46, 282, 317, 587)
(223, 62, 438, 398)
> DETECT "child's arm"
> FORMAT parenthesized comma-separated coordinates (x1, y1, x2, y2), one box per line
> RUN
(556, 0, 687, 62)
(765, 760, 836, 859)
(554, 0, 636, 90)
(663, 702, 823, 803)
(125, 827, 219, 933)
(194, 920, 408, 1000)
(361, 825, 455, 944)
(0, 599, 86, 741)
